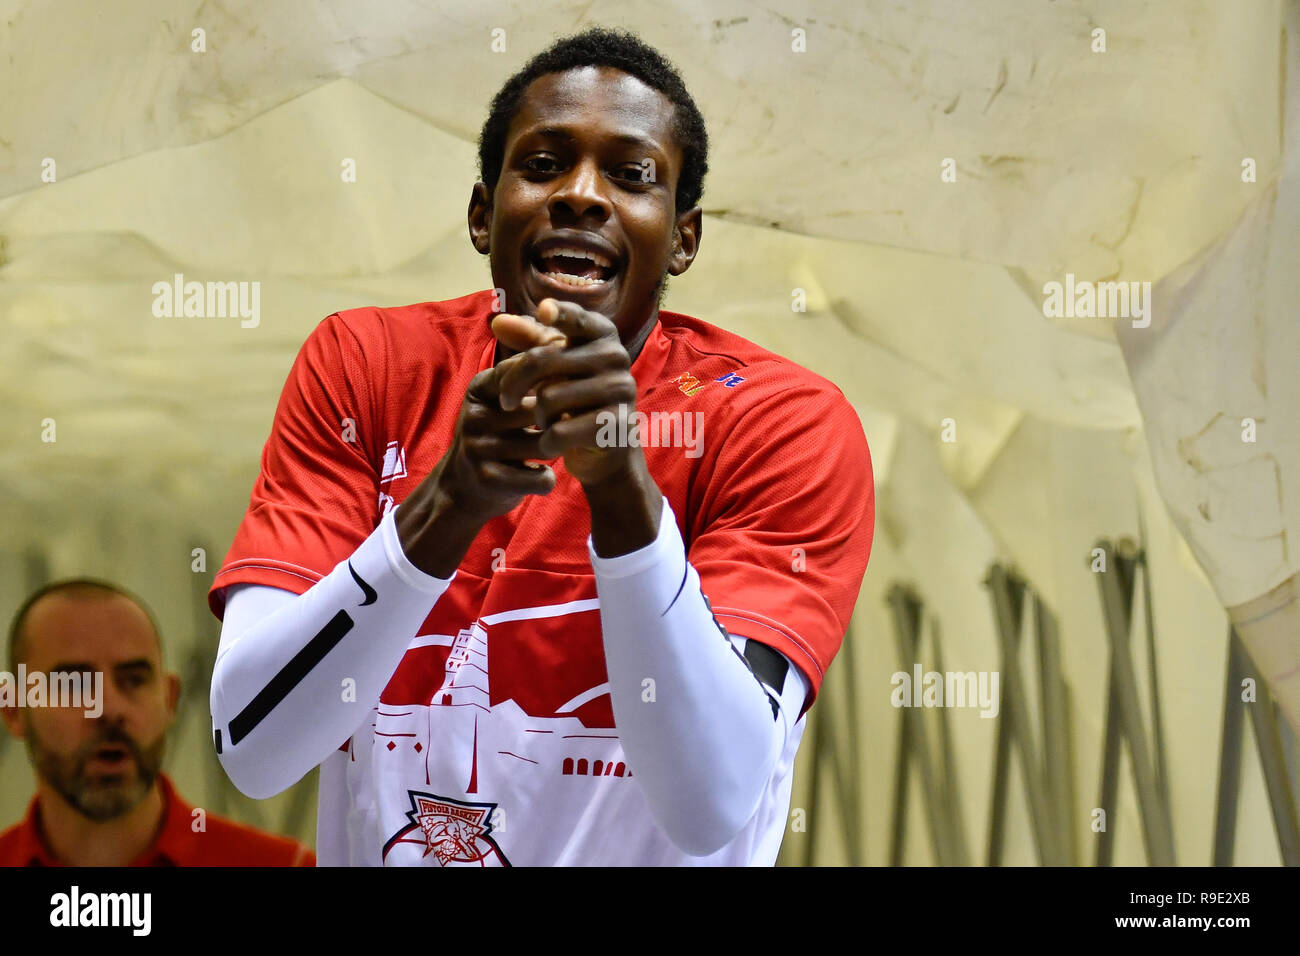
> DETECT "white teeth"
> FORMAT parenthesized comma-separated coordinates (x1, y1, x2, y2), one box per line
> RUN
(542, 271, 607, 287)
(542, 245, 612, 268)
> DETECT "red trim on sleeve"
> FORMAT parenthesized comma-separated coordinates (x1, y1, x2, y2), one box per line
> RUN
(209, 558, 324, 617)
(713, 609, 825, 719)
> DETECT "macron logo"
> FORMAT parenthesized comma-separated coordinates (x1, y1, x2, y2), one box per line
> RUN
(380, 441, 407, 486)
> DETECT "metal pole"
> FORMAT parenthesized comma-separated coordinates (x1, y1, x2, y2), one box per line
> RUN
(1137, 547, 1173, 829)
(1095, 541, 1176, 865)
(1212, 633, 1246, 866)
(803, 695, 827, 867)
(932, 619, 970, 865)
(1095, 660, 1122, 867)
(837, 620, 865, 866)
(886, 585, 919, 866)
(1238, 628, 1300, 865)
(986, 565, 1056, 864)
(887, 585, 952, 864)
(1036, 595, 1074, 864)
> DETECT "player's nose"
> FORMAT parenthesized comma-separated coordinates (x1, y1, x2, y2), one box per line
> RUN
(548, 156, 610, 221)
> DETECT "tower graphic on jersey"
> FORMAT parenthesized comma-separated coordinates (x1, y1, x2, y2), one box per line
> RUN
(374, 586, 632, 865)
(434, 623, 489, 710)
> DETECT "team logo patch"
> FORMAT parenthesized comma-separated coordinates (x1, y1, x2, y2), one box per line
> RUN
(382, 790, 511, 866)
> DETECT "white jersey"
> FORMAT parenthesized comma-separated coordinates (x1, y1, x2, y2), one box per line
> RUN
(315, 626, 807, 866)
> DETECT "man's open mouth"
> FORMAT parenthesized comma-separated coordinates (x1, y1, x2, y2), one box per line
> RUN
(88, 743, 132, 768)
(530, 244, 619, 289)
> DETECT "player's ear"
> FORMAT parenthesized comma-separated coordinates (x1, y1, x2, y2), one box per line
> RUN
(468, 181, 493, 255)
(668, 206, 702, 277)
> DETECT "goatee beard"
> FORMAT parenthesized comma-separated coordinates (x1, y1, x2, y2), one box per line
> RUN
(27, 723, 166, 822)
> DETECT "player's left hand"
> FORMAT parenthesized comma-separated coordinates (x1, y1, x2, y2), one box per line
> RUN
(490, 298, 641, 488)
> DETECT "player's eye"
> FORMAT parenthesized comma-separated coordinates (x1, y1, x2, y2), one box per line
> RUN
(613, 164, 650, 184)
(523, 155, 562, 174)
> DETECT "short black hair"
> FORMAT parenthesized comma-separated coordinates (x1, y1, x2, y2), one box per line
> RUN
(477, 27, 709, 213)
(8, 579, 162, 670)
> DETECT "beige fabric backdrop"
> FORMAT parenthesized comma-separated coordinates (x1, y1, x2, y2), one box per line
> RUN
(1, 0, 1294, 864)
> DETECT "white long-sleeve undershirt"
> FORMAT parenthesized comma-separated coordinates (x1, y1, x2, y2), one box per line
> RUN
(210, 508, 455, 799)
(211, 500, 807, 855)
(588, 495, 807, 855)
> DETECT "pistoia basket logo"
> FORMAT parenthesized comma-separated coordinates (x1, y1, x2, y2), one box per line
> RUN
(382, 790, 511, 866)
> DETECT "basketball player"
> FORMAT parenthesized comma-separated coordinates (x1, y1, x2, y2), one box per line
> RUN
(209, 27, 873, 865)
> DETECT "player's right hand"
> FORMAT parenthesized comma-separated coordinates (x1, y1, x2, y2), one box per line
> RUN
(395, 349, 562, 577)
(435, 358, 563, 521)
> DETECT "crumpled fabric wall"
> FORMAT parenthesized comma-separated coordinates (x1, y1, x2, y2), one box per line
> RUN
(0, 0, 1294, 864)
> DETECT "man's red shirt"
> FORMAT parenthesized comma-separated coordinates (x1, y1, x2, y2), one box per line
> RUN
(0, 774, 315, 866)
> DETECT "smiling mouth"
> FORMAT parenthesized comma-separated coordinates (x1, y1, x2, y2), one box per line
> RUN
(530, 247, 618, 289)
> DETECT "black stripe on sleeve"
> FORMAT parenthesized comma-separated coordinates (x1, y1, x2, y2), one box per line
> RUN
(227, 609, 355, 746)
(743, 639, 789, 698)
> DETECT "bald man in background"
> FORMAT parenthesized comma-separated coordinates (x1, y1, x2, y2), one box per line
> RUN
(0, 579, 314, 866)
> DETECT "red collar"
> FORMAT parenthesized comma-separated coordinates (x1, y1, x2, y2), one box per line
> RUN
(13, 774, 195, 866)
